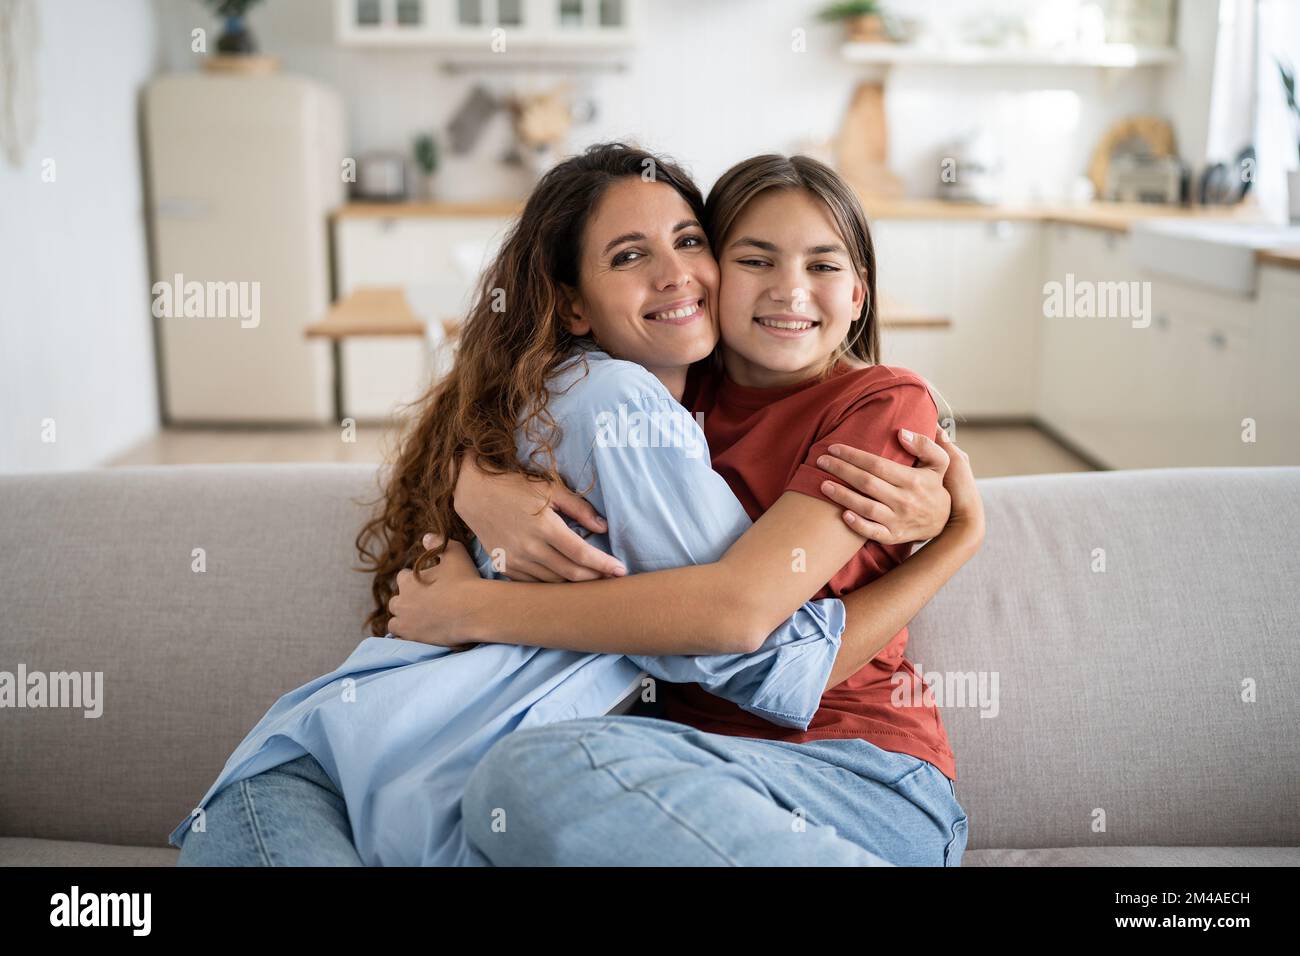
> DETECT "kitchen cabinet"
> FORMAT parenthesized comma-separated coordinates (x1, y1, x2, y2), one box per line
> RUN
(334, 0, 641, 48)
(333, 212, 512, 419)
(1037, 223, 1295, 469)
(1246, 266, 1300, 466)
(875, 220, 1042, 421)
(1037, 224, 1154, 464)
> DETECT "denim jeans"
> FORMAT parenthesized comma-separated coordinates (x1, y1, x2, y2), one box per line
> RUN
(461, 715, 969, 867)
(176, 718, 969, 867)
(175, 753, 365, 867)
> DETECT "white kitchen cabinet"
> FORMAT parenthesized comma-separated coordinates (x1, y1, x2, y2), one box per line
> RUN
(334, 0, 641, 48)
(872, 221, 957, 421)
(1037, 222, 1297, 469)
(875, 220, 1041, 421)
(1244, 266, 1300, 466)
(333, 213, 512, 420)
(1037, 225, 1166, 466)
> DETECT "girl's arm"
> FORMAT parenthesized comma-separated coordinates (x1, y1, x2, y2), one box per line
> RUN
(396, 381, 950, 657)
(452, 459, 627, 582)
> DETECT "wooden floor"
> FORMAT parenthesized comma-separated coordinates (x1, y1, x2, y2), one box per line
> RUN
(109, 422, 1093, 478)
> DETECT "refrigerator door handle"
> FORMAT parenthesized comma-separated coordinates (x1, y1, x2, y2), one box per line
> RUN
(155, 197, 211, 218)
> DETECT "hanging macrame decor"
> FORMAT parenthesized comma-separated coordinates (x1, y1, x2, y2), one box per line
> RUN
(0, 0, 39, 169)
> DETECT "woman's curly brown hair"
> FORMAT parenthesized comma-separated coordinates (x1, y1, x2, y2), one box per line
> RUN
(354, 142, 706, 637)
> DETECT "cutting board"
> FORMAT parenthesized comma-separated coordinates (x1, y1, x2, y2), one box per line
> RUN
(835, 81, 904, 200)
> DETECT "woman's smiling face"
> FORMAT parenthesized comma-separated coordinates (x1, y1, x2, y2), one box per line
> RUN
(716, 187, 866, 388)
(565, 176, 719, 395)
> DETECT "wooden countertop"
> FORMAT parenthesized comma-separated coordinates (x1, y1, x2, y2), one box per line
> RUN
(333, 197, 1257, 228)
(305, 287, 425, 338)
(331, 199, 1299, 271)
(1257, 246, 1300, 270)
(333, 200, 524, 220)
(857, 197, 1271, 232)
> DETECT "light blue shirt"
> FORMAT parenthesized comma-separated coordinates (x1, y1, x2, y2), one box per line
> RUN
(168, 347, 844, 865)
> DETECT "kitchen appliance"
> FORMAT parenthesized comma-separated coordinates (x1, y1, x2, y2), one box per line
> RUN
(1198, 146, 1256, 205)
(144, 72, 345, 423)
(355, 152, 409, 201)
(1088, 116, 1177, 199)
(1106, 153, 1183, 203)
(935, 129, 1001, 204)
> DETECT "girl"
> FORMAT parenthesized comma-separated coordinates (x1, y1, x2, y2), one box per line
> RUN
(393, 151, 985, 866)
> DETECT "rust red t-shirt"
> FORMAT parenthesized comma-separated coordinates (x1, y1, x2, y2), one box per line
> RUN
(664, 359, 958, 781)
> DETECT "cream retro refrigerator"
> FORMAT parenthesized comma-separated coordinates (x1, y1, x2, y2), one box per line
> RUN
(144, 72, 344, 423)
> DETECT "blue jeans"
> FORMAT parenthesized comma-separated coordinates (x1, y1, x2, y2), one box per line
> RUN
(461, 715, 969, 867)
(176, 718, 968, 867)
(176, 753, 364, 867)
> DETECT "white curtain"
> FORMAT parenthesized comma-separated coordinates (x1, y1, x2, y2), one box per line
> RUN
(1250, 0, 1300, 221)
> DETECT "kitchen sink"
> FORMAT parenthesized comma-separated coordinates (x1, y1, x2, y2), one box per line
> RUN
(1129, 219, 1300, 296)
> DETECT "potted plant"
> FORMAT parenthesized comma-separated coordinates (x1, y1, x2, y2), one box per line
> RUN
(202, 0, 265, 55)
(1279, 59, 1300, 223)
(413, 133, 440, 202)
(818, 0, 890, 44)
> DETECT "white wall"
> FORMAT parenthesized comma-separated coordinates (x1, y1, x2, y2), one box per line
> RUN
(152, 0, 1202, 200)
(0, 0, 161, 473)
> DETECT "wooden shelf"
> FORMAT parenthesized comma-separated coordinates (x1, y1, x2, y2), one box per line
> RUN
(879, 295, 950, 330)
(306, 287, 425, 339)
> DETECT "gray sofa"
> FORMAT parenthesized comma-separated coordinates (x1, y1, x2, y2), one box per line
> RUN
(2, 463, 1297, 866)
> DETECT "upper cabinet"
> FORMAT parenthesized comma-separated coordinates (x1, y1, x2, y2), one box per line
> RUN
(335, 0, 641, 49)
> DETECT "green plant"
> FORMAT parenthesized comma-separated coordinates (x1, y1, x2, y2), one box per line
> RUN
(202, 0, 264, 18)
(414, 134, 439, 176)
(1279, 59, 1300, 164)
(817, 0, 880, 21)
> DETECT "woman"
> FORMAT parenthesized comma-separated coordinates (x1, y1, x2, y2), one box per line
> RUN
(171, 144, 973, 866)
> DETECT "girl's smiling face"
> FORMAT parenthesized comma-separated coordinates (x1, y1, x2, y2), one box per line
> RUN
(717, 187, 866, 389)
(564, 176, 719, 398)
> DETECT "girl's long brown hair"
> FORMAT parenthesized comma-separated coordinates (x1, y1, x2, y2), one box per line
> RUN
(354, 142, 706, 637)
(704, 154, 880, 375)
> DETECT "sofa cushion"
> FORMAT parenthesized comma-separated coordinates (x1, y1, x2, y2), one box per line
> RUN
(964, 846, 1300, 866)
(0, 837, 180, 866)
(906, 467, 1300, 851)
(0, 464, 383, 849)
(3, 839, 1296, 868)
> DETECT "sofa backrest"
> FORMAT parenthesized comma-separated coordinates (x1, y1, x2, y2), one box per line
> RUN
(1, 464, 1297, 850)
(1, 464, 383, 848)
(906, 466, 1300, 850)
